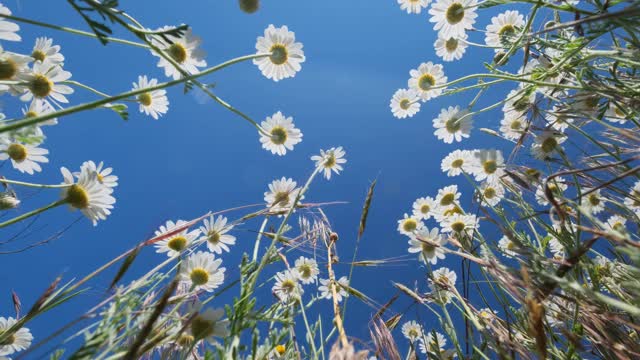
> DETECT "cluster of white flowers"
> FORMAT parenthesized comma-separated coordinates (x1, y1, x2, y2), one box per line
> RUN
(400, 320, 449, 355)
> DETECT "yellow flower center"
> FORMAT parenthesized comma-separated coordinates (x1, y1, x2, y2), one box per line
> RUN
(420, 204, 430, 214)
(324, 154, 336, 168)
(445, 37, 459, 52)
(66, 184, 90, 209)
(208, 230, 221, 244)
(399, 99, 411, 110)
(506, 241, 515, 250)
(484, 187, 496, 199)
(7, 143, 27, 162)
(167, 236, 187, 252)
(510, 120, 522, 130)
(138, 92, 152, 106)
(408, 329, 419, 338)
(191, 315, 214, 339)
(612, 222, 624, 232)
(31, 49, 46, 62)
(451, 159, 464, 168)
(445, 117, 461, 133)
(25, 111, 38, 118)
(273, 191, 290, 206)
(588, 194, 600, 206)
(0, 334, 16, 346)
(437, 275, 450, 285)
(270, 126, 288, 145)
(190, 268, 210, 286)
(281, 279, 296, 293)
(270, 44, 288, 65)
(177, 334, 195, 347)
(0, 58, 17, 80)
(418, 73, 435, 91)
(298, 264, 312, 279)
(483, 160, 497, 174)
(421, 242, 435, 253)
(276, 344, 286, 355)
(446, 3, 465, 24)
(440, 193, 455, 206)
(450, 221, 465, 233)
(541, 137, 558, 154)
(30, 74, 53, 98)
(402, 218, 418, 232)
(584, 95, 599, 109)
(168, 43, 188, 63)
(443, 205, 463, 217)
(498, 24, 516, 37)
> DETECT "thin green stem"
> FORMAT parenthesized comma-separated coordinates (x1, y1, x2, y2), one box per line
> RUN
(0, 178, 72, 189)
(0, 199, 66, 228)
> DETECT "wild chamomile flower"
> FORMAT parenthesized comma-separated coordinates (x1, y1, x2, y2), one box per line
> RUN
(531, 130, 566, 160)
(187, 304, 230, 344)
(571, 92, 600, 118)
(433, 105, 472, 143)
(0, 4, 20, 42)
(0, 191, 19, 210)
(0, 317, 33, 356)
(478, 180, 505, 207)
(412, 196, 436, 220)
(398, 0, 431, 14)
(623, 180, 640, 216)
(31, 37, 64, 66)
(397, 213, 424, 235)
(264, 177, 304, 213)
(152, 26, 206, 80)
(545, 106, 575, 132)
(60, 165, 115, 225)
(418, 332, 447, 354)
(605, 214, 627, 233)
(132, 75, 169, 120)
(254, 25, 305, 82)
(535, 176, 567, 206)
(502, 88, 537, 118)
(429, 0, 478, 39)
(273, 269, 303, 303)
(311, 147, 346, 180)
(401, 321, 424, 342)
(441, 213, 478, 235)
(260, 111, 302, 156)
(548, 237, 565, 260)
(429, 267, 457, 304)
(581, 188, 605, 215)
(604, 101, 628, 124)
(318, 276, 349, 302)
(293, 256, 319, 284)
(199, 215, 236, 254)
(441, 149, 472, 177)
(0, 46, 30, 81)
(408, 62, 447, 101)
(17, 61, 73, 105)
(408, 227, 447, 265)
(76, 160, 118, 190)
(499, 112, 526, 141)
(470, 149, 504, 182)
(180, 251, 225, 292)
(153, 220, 200, 257)
(23, 99, 57, 126)
(434, 33, 468, 62)
(478, 308, 497, 323)
(498, 235, 518, 258)
(435, 184, 461, 210)
(484, 10, 524, 50)
(390, 88, 421, 119)
(0, 137, 48, 174)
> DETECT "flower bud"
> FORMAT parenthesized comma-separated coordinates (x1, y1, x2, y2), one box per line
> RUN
(0, 191, 20, 210)
(239, 0, 259, 13)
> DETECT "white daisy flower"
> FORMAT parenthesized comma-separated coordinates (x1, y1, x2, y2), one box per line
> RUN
(390, 88, 421, 119)
(484, 10, 525, 51)
(408, 226, 447, 265)
(60, 165, 115, 226)
(408, 62, 447, 101)
(440, 149, 472, 177)
(254, 25, 305, 82)
(580, 187, 605, 215)
(259, 111, 302, 156)
(478, 180, 505, 207)
(31, 37, 64, 66)
(418, 332, 447, 354)
(499, 112, 526, 141)
(397, 213, 424, 235)
(429, 0, 478, 39)
(531, 130, 566, 160)
(318, 276, 349, 302)
(132, 75, 169, 120)
(623, 181, 640, 216)
(429, 267, 457, 304)
(498, 235, 518, 258)
(188, 305, 230, 344)
(0, 191, 20, 210)
(179, 251, 225, 293)
(535, 177, 567, 206)
(153, 220, 200, 257)
(548, 237, 565, 260)
(401, 321, 423, 342)
(398, 0, 431, 14)
(605, 214, 626, 233)
(76, 160, 118, 190)
(264, 177, 304, 213)
(198, 215, 236, 254)
(17, 61, 73, 105)
(152, 27, 206, 80)
(311, 147, 346, 180)
(22, 99, 57, 126)
(273, 269, 303, 303)
(470, 149, 504, 182)
(293, 256, 319, 284)
(571, 92, 600, 118)
(477, 308, 497, 323)
(0, 4, 20, 42)
(412, 196, 437, 220)
(0, 138, 48, 174)
(545, 106, 574, 132)
(0, 317, 32, 356)
(435, 184, 461, 210)
(440, 213, 478, 235)
(502, 88, 537, 118)
(433, 105, 472, 143)
(604, 101, 628, 124)
(0, 46, 31, 94)
(434, 33, 468, 61)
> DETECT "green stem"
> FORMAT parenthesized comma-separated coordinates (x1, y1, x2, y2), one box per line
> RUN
(0, 178, 72, 189)
(0, 199, 66, 228)
(63, 80, 112, 98)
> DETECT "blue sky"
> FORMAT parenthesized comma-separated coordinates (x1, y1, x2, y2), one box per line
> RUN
(0, 0, 517, 356)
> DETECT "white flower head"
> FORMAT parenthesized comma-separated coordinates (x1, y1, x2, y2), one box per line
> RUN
(502, 88, 537, 118)
(0, 4, 20, 42)
(154, 219, 200, 257)
(408, 227, 447, 265)
(311, 147, 346, 180)
(547, 236, 565, 260)
(293, 256, 320, 284)
(545, 105, 575, 132)
(17, 61, 73, 105)
(264, 177, 304, 213)
(418, 332, 447, 354)
(0, 317, 33, 356)
(180, 251, 225, 292)
(260, 111, 302, 156)
(604, 101, 628, 124)
(435, 184, 461, 210)
(31, 37, 64, 66)
(273, 269, 303, 303)
(535, 177, 567, 206)
(408, 62, 447, 101)
(434, 33, 468, 62)
(22, 99, 57, 126)
(499, 112, 526, 141)
(624, 180, 640, 216)
(470, 149, 504, 182)
(485, 10, 525, 51)
(433, 105, 472, 143)
(187, 304, 230, 345)
(429, 0, 478, 38)
(61, 165, 115, 225)
(390, 88, 421, 119)
(531, 130, 566, 160)
(605, 214, 627, 233)
(498, 235, 518, 258)
(401, 320, 424, 342)
(580, 188, 605, 215)
(477, 180, 505, 207)
(398, 0, 431, 14)
(412, 196, 436, 220)
(0, 138, 48, 174)
(441, 213, 478, 235)
(152, 26, 207, 80)
(254, 25, 305, 82)
(318, 276, 349, 302)
(0, 46, 31, 94)
(429, 267, 457, 304)
(132, 75, 169, 119)
(441, 149, 472, 177)
(397, 213, 424, 235)
(75, 160, 118, 190)
(198, 215, 236, 254)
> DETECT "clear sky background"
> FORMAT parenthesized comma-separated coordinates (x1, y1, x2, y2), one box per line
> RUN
(0, 0, 517, 356)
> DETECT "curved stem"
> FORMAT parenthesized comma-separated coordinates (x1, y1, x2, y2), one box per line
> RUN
(0, 178, 72, 189)
(62, 80, 112, 98)
(0, 199, 66, 229)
